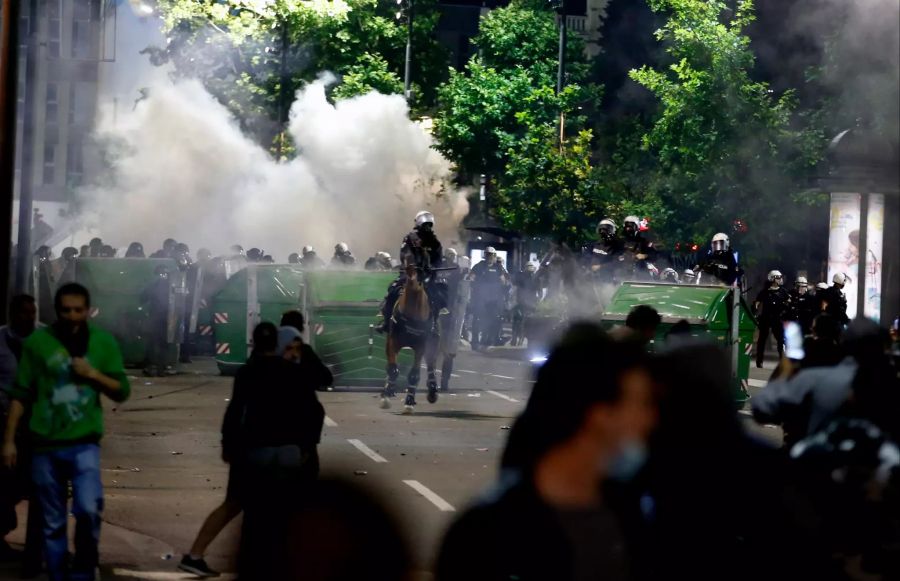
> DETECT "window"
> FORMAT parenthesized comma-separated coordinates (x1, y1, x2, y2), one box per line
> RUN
(69, 83, 94, 125)
(66, 138, 84, 186)
(43, 145, 56, 185)
(45, 83, 58, 123)
(71, 0, 98, 59)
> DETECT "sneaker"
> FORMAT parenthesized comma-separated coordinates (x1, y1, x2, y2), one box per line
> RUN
(178, 555, 220, 578)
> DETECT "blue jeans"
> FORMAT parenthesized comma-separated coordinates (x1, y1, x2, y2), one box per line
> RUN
(32, 443, 103, 581)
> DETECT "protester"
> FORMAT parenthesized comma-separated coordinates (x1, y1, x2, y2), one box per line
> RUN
(644, 342, 803, 581)
(280, 310, 334, 389)
(221, 322, 326, 579)
(624, 305, 661, 346)
(2, 283, 130, 581)
(0, 296, 42, 574)
(440, 323, 656, 581)
(752, 318, 891, 447)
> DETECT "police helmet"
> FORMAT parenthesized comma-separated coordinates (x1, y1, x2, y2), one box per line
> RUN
(795, 276, 808, 287)
(247, 248, 262, 261)
(816, 282, 829, 290)
(596, 219, 617, 237)
(711, 233, 730, 253)
(335, 242, 350, 255)
(833, 272, 848, 286)
(376, 251, 391, 261)
(445, 248, 458, 260)
(163, 238, 177, 250)
(89, 237, 103, 248)
(62, 247, 78, 260)
(661, 268, 679, 282)
(525, 261, 538, 272)
(767, 270, 783, 282)
(415, 211, 435, 228)
(302, 245, 315, 256)
(288, 253, 300, 264)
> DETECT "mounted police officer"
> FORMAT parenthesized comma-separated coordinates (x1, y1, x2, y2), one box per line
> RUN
(585, 218, 625, 283)
(754, 270, 791, 368)
(377, 211, 447, 333)
(696, 232, 742, 286)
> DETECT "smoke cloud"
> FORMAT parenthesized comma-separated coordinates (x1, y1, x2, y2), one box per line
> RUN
(78, 76, 468, 259)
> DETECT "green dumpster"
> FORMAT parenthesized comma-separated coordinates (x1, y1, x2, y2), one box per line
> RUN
(600, 282, 756, 404)
(212, 264, 305, 375)
(302, 270, 411, 388)
(74, 258, 182, 367)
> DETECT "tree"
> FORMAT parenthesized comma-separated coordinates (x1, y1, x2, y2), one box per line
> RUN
(432, 0, 602, 242)
(627, 0, 825, 264)
(150, 0, 447, 150)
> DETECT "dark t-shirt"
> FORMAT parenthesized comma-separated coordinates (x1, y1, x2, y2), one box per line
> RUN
(555, 506, 628, 581)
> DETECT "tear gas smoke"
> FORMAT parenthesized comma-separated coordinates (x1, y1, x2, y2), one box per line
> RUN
(78, 76, 468, 259)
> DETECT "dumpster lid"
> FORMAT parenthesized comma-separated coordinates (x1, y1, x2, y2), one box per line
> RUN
(601, 282, 736, 325)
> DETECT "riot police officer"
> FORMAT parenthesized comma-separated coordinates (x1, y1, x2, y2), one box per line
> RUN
(142, 264, 173, 377)
(585, 219, 625, 283)
(682, 269, 697, 285)
(469, 247, 508, 350)
(246, 248, 263, 263)
(150, 238, 177, 259)
(819, 273, 850, 326)
(331, 242, 357, 267)
(754, 270, 791, 368)
(660, 268, 679, 284)
(377, 211, 447, 332)
(365, 251, 393, 271)
(125, 242, 145, 258)
(696, 233, 742, 286)
(512, 262, 541, 347)
(621, 216, 657, 280)
(788, 275, 816, 335)
(300, 246, 326, 270)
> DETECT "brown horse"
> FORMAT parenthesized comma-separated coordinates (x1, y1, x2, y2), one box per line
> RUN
(380, 265, 439, 413)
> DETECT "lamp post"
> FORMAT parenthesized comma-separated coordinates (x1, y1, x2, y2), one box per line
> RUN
(551, 0, 567, 146)
(397, 0, 414, 101)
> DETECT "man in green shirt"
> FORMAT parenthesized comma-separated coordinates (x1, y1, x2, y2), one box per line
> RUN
(1, 283, 130, 581)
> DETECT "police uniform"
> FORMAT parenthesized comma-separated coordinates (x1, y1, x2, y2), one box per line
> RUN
(470, 258, 508, 349)
(788, 289, 817, 335)
(380, 228, 445, 327)
(698, 251, 742, 286)
(584, 238, 625, 283)
(754, 286, 791, 366)
(621, 233, 657, 281)
(818, 286, 849, 326)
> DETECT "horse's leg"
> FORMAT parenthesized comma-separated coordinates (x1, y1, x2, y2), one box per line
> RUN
(381, 339, 399, 409)
(403, 348, 422, 414)
(426, 331, 439, 404)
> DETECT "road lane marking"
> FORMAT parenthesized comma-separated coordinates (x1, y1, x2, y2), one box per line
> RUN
(489, 374, 516, 380)
(738, 410, 753, 417)
(748, 379, 768, 388)
(459, 369, 478, 374)
(112, 570, 236, 580)
(324, 416, 338, 427)
(347, 439, 388, 463)
(403, 480, 455, 512)
(486, 390, 520, 403)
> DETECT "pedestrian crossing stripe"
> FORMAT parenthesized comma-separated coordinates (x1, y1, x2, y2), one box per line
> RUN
(214, 312, 229, 324)
(90, 307, 100, 318)
(216, 343, 231, 355)
(199, 325, 213, 336)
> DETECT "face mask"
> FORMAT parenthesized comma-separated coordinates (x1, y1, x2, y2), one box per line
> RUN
(607, 439, 648, 482)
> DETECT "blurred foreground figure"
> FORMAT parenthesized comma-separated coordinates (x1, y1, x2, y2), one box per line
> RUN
(645, 342, 804, 581)
(439, 323, 656, 581)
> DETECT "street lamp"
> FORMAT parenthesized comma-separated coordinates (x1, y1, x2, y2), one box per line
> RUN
(548, 0, 567, 145)
(396, 0, 413, 101)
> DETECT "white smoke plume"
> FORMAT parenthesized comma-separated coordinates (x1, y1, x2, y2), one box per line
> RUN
(78, 76, 469, 260)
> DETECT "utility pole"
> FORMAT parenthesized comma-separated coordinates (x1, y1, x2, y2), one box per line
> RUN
(0, 0, 21, 321)
(278, 17, 289, 159)
(398, 0, 414, 101)
(15, 0, 39, 293)
(554, 0, 567, 146)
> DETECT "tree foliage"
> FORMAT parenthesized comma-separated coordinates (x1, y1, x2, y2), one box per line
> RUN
(627, 0, 824, 262)
(150, 0, 447, 149)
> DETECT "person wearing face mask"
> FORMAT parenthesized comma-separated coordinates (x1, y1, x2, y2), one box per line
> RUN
(753, 270, 791, 368)
(438, 323, 657, 581)
(2, 284, 130, 581)
(786, 276, 816, 335)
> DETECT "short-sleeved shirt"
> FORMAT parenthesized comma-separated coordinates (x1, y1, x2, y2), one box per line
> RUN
(10, 324, 130, 449)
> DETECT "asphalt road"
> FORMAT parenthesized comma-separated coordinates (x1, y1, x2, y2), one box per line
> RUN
(1, 348, 780, 580)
